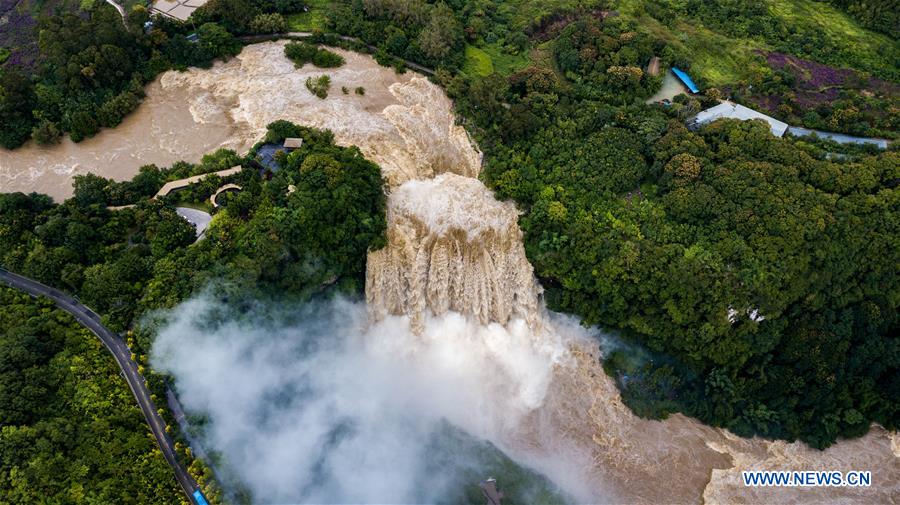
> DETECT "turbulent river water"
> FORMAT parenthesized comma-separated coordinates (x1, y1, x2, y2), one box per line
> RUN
(5, 42, 897, 502)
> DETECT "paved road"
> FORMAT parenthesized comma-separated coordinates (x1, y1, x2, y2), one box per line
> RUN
(786, 126, 890, 149)
(239, 32, 436, 75)
(176, 207, 212, 241)
(104, 0, 127, 24)
(0, 268, 205, 505)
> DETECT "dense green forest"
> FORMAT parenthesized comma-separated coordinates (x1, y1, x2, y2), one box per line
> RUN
(1, 0, 897, 491)
(0, 288, 184, 503)
(0, 122, 386, 500)
(312, 1, 898, 447)
(0, 122, 385, 332)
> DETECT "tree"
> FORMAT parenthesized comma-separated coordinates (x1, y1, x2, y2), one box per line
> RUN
(197, 0, 256, 32)
(32, 120, 62, 145)
(0, 289, 184, 503)
(149, 210, 197, 257)
(305, 75, 331, 99)
(198, 23, 241, 59)
(417, 3, 462, 61)
(0, 70, 37, 149)
(250, 13, 287, 34)
(72, 174, 110, 207)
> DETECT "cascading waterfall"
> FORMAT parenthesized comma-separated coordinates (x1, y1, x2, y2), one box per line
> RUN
(364, 75, 898, 504)
(11, 41, 892, 503)
(366, 175, 543, 333)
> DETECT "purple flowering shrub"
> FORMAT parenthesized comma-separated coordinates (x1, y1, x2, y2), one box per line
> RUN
(0, 0, 40, 70)
(736, 51, 898, 138)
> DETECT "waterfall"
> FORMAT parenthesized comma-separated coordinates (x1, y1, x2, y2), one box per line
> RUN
(361, 75, 899, 504)
(366, 175, 543, 333)
(109, 43, 891, 503)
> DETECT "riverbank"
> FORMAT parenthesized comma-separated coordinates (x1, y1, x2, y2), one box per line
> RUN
(0, 42, 416, 201)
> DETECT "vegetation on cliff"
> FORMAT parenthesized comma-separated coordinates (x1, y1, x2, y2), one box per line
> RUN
(1, 0, 897, 461)
(0, 122, 386, 332)
(323, 1, 898, 448)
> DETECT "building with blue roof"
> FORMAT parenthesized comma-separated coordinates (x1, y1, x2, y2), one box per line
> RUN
(671, 67, 699, 93)
(193, 489, 209, 505)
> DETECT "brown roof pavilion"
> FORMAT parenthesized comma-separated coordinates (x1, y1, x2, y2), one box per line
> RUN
(283, 138, 304, 149)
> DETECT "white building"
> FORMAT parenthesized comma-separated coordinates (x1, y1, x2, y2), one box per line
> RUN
(691, 101, 789, 137)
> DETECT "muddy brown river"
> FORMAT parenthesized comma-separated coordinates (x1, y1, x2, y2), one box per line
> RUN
(0, 43, 414, 200)
(1, 41, 897, 503)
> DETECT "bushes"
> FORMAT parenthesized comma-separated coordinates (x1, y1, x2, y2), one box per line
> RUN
(284, 41, 345, 68)
(285, 40, 318, 64)
(249, 13, 287, 33)
(97, 90, 143, 129)
(313, 49, 345, 68)
(32, 120, 62, 145)
(305, 75, 331, 98)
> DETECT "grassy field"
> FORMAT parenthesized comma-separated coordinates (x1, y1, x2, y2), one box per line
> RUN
(463, 45, 494, 77)
(463, 43, 531, 77)
(495, 0, 604, 30)
(286, 0, 329, 32)
(481, 43, 530, 75)
(613, 0, 899, 87)
(768, 0, 898, 75)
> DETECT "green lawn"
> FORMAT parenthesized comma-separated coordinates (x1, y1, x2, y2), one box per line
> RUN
(463, 43, 531, 77)
(481, 43, 530, 75)
(463, 45, 494, 77)
(286, 0, 329, 32)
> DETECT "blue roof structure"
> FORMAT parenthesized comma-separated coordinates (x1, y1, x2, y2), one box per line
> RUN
(193, 490, 209, 505)
(671, 67, 699, 93)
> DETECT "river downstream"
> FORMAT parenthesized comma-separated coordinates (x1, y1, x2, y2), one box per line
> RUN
(5, 42, 897, 503)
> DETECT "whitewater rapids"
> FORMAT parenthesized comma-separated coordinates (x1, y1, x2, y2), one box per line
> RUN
(6, 41, 896, 502)
(353, 59, 898, 503)
(0, 42, 478, 200)
(366, 175, 543, 333)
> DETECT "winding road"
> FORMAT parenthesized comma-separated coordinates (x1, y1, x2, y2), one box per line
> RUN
(0, 268, 207, 505)
(104, 0, 127, 24)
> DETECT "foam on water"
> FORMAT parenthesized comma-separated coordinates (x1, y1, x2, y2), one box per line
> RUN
(362, 60, 898, 503)
(10, 39, 889, 503)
